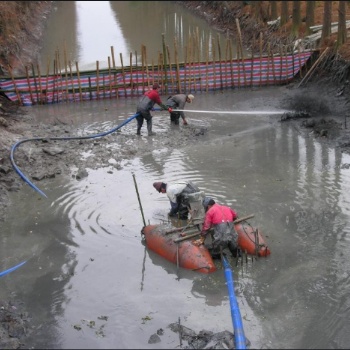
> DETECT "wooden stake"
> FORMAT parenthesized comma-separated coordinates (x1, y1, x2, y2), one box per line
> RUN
(259, 32, 263, 87)
(36, 63, 43, 105)
(111, 46, 116, 69)
(25, 65, 34, 105)
(166, 45, 175, 94)
(132, 173, 146, 227)
(63, 41, 69, 102)
(120, 53, 127, 97)
(130, 52, 133, 97)
(162, 33, 168, 95)
(8, 66, 22, 105)
(75, 61, 83, 102)
(108, 56, 112, 99)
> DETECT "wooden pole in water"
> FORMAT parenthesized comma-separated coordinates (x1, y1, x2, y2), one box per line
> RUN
(225, 34, 229, 90)
(184, 44, 188, 94)
(56, 49, 64, 102)
(266, 43, 271, 86)
(88, 76, 92, 100)
(144, 45, 150, 89)
(151, 59, 155, 86)
(132, 173, 146, 227)
(271, 47, 276, 85)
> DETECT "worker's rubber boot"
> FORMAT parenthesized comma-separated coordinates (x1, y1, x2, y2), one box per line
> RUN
(147, 119, 155, 136)
(136, 127, 141, 135)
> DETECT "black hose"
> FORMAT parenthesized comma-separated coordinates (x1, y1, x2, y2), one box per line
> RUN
(10, 112, 140, 198)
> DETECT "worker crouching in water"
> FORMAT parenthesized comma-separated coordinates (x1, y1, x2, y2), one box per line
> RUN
(153, 180, 202, 220)
(165, 94, 194, 125)
(194, 197, 241, 259)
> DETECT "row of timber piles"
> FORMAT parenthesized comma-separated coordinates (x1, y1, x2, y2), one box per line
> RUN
(0, 25, 314, 106)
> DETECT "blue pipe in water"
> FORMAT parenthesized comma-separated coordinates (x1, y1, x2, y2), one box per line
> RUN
(222, 255, 246, 349)
(10, 112, 140, 198)
(0, 260, 27, 278)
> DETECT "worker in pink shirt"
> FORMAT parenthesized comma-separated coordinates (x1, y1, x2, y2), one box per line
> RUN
(199, 197, 239, 258)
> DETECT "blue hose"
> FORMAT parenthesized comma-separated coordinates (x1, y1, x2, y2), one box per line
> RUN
(222, 255, 246, 349)
(10, 112, 140, 198)
(0, 260, 27, 278)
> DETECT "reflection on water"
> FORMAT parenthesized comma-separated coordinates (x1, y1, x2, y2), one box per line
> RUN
(39, 1, 235, 72)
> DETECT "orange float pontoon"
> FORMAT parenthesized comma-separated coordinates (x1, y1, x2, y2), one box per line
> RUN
(234, 220, 271, 257)
(141, 224, 216, 274)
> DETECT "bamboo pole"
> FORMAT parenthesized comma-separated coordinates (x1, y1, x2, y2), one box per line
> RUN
(75, 61, 83, 102)
(236, 37, 241, 89)
(120, 53, 127, 97)
(188, 33, 193, 92)
(225, 34, 229, 90)
(130, 52, 133, 97)
(250, 38, 255, 88)
(271, 48, 276, 85)
(25, 65, 34, 105)
(166, 45, 175, 94)
(152, 59, 155, 86)
(206, 37, 209, 93)
(266, 43, 271, 86)
(56, 49, 64, 102)
(108, 56, 112, 99)
(259, 32, 263, 87)
(8, 66, 22, 105)
(69, 60, 76, 102)
(132, 173, 146, 227)
(31, 63, 40, 104)
(44, 58, 50, 104)
(135, 50, 139, 95)
(141, 45, 145, 94)
(159, 53, 164, 90)
(297, 47, 330, 87)
(196, 27, 201, 93)
(279, 45, 283, 83)
(96, 60, 100, 100)
(212, 37, 216, 91)
(63, 41, 69, 102)
(184, 45, 188, 93)
(53, 59, 56, 103)
(162, 33, 168, 95)
(88, 76, 92, 100)
(217, 33, 223, 91)
(36, 63, 43, 104)
(144, 45, 150, 89)
(174, 38, 181, 93)
(229, 38, 234, 89)
(111, 46, 116, 69)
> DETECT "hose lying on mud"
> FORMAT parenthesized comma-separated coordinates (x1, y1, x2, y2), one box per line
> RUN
(0, 260, 27, 278)
(10, 112, 140, 198)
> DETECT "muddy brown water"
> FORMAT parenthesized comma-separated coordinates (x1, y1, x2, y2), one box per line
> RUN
(1, 86, 350, 349)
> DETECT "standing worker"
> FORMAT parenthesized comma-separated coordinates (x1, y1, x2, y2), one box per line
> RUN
(166, 94, 194, 125)
(153, 180, 202, 220)
(195, 197, 240, 258)
(136, 83, 168, 136)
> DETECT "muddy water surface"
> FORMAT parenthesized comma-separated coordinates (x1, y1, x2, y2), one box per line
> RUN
(2, 87, 350, 349)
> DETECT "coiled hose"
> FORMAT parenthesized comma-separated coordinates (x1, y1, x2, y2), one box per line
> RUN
(10, 112, 140, 198)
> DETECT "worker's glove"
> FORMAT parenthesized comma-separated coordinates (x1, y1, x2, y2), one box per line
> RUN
(193, 237, 205, 246)
(183, 119, 188, 125)
(160, 104, 168, 111)
(168, 107, 173, 113)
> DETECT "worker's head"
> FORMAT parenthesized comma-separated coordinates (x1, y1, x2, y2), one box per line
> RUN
(153, 182, 166, 193)
(202, 197, 215, 212)
(152, 83, 160, 90)
(186, 94, 194, 103)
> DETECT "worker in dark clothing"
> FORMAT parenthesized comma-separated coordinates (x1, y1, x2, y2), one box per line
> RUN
(166, 94, 194, 125)
(136, 83, 167, 136)
(153, 180, 202, 220)
(194, 197, 240, 258)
